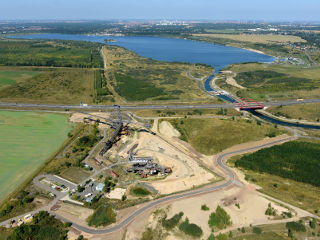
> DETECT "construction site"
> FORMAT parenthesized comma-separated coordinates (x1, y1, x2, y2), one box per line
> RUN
(68, 105, 216, 197)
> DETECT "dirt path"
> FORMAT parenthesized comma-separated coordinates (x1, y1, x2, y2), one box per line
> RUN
(225, 73, 246, 89)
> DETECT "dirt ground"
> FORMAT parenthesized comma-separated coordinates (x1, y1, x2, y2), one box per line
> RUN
(159, 121, 181, 138)
(55, 202, 93, 227)
(117, 120, 216, 195)
(69, 112, 111, 129)
(225, 73, 246, 89)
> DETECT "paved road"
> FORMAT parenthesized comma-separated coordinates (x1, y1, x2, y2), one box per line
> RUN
(1, 99, 320, 111)
(50, 135, 295, 234)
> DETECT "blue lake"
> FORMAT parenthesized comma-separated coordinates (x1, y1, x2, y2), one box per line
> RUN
(8, 33, 274, 72)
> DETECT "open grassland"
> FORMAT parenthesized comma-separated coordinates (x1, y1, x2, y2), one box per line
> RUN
(193, 34, 306, 44)
(0, 39, 103, 68)
(103, 45, 214, 102)
(218, 63, 320, 101)
(0, 111, 73, 203)
(87, 204, 116, 227)
(0, 67, 95, 104)
(60, 167, 92, 184)
(189, 33, 309, 59)
(0, 70, 39, 90)
(267, 103, 320, 122)
(133, 108, 240, 118)
(168, 117, 286, 155)
(230, 220, 320, 240)
(230, 140, 320, 215)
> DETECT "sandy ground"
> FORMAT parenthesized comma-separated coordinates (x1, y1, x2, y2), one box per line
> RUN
(124, 183, 303, 240)
(159, 121, 180, 138)
(69, 112, 111, 129)
(106, 188, 126, 200)
(225, 73, 246, 89)
(118, 124, 215, 194)
(55, 202, 93, 227)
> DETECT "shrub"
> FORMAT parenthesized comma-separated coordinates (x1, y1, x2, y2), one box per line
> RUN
(216, 233, 228, 240)
(130, 187, 151, 196)
(162, 212, 184, 230)
(286, 221, 306, 232)
(179, 218, 203, 238)
(87, 204, 116, 227)
(208, 206, 232, 230)
(201, 204, 210, 211)
(252, 226, 262, 234)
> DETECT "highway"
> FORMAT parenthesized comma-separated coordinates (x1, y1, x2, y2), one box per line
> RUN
(1, 98, 320, 111)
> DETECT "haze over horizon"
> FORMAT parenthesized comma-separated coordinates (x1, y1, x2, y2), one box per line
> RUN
(0, 0, 320, 22)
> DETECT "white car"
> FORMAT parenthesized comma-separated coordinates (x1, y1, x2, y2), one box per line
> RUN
(85, 193, 93, 198)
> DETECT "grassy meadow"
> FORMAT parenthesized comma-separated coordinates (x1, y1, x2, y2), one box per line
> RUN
(267, 103, 320, 122)
(0, 68, 96, 104)
(0, 111, 73, 203)
(168, 117, 286, 155)
(217, 63, 320, 101)
(0, 70, 39, 90)
(0, 40, 103, 68)
(193, 33, 306, 44)
(103, 45, 214, 102)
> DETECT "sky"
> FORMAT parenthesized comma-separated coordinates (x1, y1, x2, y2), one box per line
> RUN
(0, 0, 319, 21)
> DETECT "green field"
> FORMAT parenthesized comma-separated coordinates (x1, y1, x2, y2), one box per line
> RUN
(0, 68, 95, 104)
(0, 111, 73, 203)
(267, 103, 320, 122)
(218, 63, 320, 101)
(0, 40, 103, 68)
(103, 45, 214, 102)
(0, 70, 39, 89)
(168, 118, 286, 155)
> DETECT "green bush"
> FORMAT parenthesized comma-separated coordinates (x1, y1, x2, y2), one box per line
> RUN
(252, 226, 262, 234)
(201, 204, 210, 211)
(7, 211, 68, 240)
(87, 204, 116, 227)
(179, 218, 203, 238)
(216, 233, 228, 240)
(208, 206, 232, 230)
(286, 221, 306, 232)
(131, 187, 151, 196)
(162, 212, 184, 230)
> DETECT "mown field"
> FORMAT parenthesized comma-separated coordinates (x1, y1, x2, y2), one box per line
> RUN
(267, 103, 320, 122)
(189, 34, 299, 57)
(0, 70, 39, 90)
(103, 45, 214, 102)
(0, 111, 73, 203)
(217, 63, 320, 101)
(230, 140, 320, 215)
(193, 33, 306, 44)
(0, 40, 103, 68)
(168, 117, 286, 155)
(0, 67, 96, 104)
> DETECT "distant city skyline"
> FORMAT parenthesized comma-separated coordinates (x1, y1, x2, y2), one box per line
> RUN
(0, 0, 319, 21)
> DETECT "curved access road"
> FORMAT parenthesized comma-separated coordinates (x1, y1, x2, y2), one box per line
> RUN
(51, 135, 295, 234)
